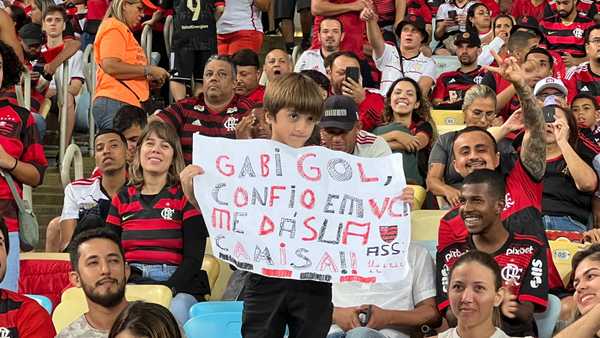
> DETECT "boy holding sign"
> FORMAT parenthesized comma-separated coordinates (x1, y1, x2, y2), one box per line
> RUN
(181, 73, 332, 337)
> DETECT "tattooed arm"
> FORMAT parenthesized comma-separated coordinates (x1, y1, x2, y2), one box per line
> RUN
(514, 80, 546, 180)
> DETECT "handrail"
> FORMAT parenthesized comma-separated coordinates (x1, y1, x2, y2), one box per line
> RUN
(54, 61, 70, 165)
(60, 143, 83, 188)
(164, 15, 173, 57)
(82, 44, 96, 155)
(141, 24, 153, 62)
(15, 70, 33, 206)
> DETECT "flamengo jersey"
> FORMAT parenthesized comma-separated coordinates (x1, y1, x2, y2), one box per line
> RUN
(565, 62, 600, 104)
(437, 158, 565, 291)
(106, 184, 202, 265)
(294, 49, 327, 76)
(374, 44, 436, 96)
(172, 0, 220, 51)
(436, 232, 547, 336)
(432, 67, 486, 110)
(156, 94, 254, 163)
(540, 13, 594, 57)
(353, 130, 392, 158)
(0, 289, 56, 338)
(217, 0, 263, 34)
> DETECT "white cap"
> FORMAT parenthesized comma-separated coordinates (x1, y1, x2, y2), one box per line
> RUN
(533, 77, 568, 97)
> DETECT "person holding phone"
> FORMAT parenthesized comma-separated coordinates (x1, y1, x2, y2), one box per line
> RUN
(434, 0, 477, 55)
(536, 79, 599, 232)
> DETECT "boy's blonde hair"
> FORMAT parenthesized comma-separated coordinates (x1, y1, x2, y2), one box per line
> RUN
(264, 73, 324, 121)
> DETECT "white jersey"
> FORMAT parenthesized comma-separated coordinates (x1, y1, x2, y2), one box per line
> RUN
(374, 43, 436, 96)
(435, 1, 476, 22)
(60, 176, 108, 221)
(353, 130, 392, 158)
(50, 49, 84, 91)
(217, 0, 263, 34)
(294, 49, 327, 75)
(329, 244, 436, 338)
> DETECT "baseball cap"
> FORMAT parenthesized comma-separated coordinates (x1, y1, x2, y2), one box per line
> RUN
(511, 16, 545, 40)
(18, 23, 42, 46)
(395, 15, 429, 43)
(533, 77, 568, 97)
(320, 95, 359, 131)
(454, 30, 481, 47)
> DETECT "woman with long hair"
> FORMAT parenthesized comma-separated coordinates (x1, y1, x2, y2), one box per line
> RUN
(106, 120, 209, 325)
(466, 3, 492, 43)
(373, 77, 435, 186)
(435, 251, 533, 338)
(109, 301, 182, 338)
(542, 105, 598, 232)
(93, 0, 169, 129)
(0, 41, 47, 291)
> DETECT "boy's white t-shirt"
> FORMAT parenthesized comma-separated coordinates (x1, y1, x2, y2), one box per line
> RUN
(374, 43, 436, 96)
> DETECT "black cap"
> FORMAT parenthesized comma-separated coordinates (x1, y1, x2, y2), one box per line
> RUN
(454, 30, 481, 47)
(511, 16, 545, 40)
(395, 15, 429, 43)
(18, 23, 42, 46)
(320, 95, 359, 131)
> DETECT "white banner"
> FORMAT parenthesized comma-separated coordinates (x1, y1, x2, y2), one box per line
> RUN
(193, 134, 411, 283)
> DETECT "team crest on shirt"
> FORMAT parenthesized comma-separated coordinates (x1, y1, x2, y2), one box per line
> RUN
(224, 116, 238, 131)
(378, 225, 398, 243)
(473, 75, 483, 84)
(574, 27, 585, 39)
(501, 263, 523, 286)
(161, 207, 175, 220)
(193, 105, 205, 112)
(0, 327, 11, 338)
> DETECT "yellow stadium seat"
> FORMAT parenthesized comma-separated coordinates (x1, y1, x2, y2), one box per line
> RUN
(20, 252, 70, 261)
(548, 238, 585, 286)
(410, 210, 446, 260)
(203, 254, 220, 292)
(53, 284, 173, 332)
(437, 124, 466, 135)
(432, 110, 464, 126)
(409, 185, 426, 210)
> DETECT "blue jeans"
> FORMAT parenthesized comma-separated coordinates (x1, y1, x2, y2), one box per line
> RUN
(129, 263, 197, 325)
(32, 112, 46, 141)
(328, 327, 387, 338)
(92, 96, 128, 130)
(543, 215, 588, 232)
(0, 232, 20, 292)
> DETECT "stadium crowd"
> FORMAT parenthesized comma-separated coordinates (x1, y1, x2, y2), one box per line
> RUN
(0, 0, 599, 336)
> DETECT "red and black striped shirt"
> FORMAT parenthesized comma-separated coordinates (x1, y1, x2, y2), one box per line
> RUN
(432, 66, 486, 110)
(565, 63, 600, 104)
(544, 0, 599, 21)
(156, 94, 254, 164)
(106, 184, 205, 266)
(540, 13, 595, 57)
(0, 289, 56, 338)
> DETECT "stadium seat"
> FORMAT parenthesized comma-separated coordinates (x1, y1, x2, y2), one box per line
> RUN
(410, 210, 446, 260)
(26, 294, 53, 314)
(432, 55, 460, 78)
(183, 312, 242, 338)
(203, 254, 221, 293)
(534, 294, 561, 338)
(19, 252, 71, 308)
(437, 124, 466, 136)
(53, 284, 173, 332)
(189, 301, 243, 319)
(409, 185, 426, 210)
(432, 110, 464, 126)
(549, 238, 585, 286)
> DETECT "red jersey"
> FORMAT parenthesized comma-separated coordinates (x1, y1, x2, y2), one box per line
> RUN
(311, 0, 366, 58)
(245, 85, 265, 105)
(511, 0, 548, 21)
(541, 13, 595, 57)
(565, 63, 600, 105)
(432, 66, 486, 110)
(436, 232, 547, 336)
(359, 90, 385, 132)
(0, 289, 56, 338)
(545, 0, 599, 20)
(406, 0, 434, 24)
(157, 94, 254, 163)
(437, 158, 564, 291)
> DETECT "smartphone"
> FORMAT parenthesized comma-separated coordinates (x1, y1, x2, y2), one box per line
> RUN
(543, 95, 558, 123)
(345, 67, 360, 83)
(448, 10, 457, 19)
(32, 63, 45, 74)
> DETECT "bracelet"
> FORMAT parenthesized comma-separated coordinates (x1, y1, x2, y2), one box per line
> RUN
(8, 158, 17, 172)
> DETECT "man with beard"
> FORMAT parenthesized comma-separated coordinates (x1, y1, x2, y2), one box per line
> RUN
(436, 169, 548, 337)
(565, 24, 600, 105)
(231, 49, 264, 105)
(155, 55, 254, 164)
(57, 227, 130, 337)
(295, 17, 344, 76)
(541, 0, 595, 67)
(433, 31, 486, 110)
(263, 49, 292, 83)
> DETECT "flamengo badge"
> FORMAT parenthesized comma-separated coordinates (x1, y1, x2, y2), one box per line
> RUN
(224, 116, 238, 131)
(161, 207, 175, 220)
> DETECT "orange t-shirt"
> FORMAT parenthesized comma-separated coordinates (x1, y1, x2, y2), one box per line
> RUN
(94, 17, 148, 107)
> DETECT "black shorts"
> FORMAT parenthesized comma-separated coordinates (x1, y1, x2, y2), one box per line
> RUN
(274, 0, 311, 20)
(170, 49, 213, 83)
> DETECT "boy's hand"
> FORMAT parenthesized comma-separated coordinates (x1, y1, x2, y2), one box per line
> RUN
(333, 306, 362, 331)
(180, 164, 204, 210)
